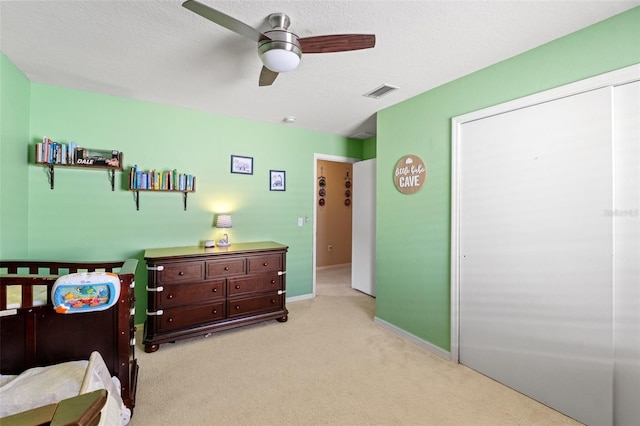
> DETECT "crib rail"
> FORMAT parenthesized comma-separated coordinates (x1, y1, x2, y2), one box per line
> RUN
(0, 260, 126, 275)
(0, 276, 54, 312)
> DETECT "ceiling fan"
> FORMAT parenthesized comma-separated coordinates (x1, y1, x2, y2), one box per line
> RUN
(182, 0, 376, 86)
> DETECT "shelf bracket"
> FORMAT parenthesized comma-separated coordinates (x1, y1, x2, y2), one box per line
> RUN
(109, 169, 115, 191)
(183, 192, 188, 211)
(134, 191, 140, 211)
(48, 165, 54, 190)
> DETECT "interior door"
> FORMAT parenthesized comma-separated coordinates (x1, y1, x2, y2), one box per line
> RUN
(351, 159, 376, 296)
(458, 87, 614, 426)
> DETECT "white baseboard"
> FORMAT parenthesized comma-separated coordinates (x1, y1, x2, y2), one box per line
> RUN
(374, 316, 451, 360)
(287, 293, 314, 303)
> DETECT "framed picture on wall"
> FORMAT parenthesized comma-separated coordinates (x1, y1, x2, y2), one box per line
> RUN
(270, 170, 286, 191)
(231, 155, 253, 175)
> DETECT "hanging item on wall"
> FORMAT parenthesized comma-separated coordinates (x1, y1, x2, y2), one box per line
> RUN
(318, 166, 326, 206)
(344, 170, 352, 207)
(393, 154, 427, 194)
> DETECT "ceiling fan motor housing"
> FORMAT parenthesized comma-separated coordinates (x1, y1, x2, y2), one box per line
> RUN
(258, 13, 302, 73)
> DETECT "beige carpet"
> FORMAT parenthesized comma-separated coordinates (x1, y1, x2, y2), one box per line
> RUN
(129, 266, 581, 426)
(316, 264, 361, 297)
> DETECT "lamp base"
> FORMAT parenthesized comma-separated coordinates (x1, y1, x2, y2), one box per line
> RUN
(217, 241, 230, 247)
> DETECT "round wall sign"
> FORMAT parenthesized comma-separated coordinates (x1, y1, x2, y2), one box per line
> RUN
(393, 155, 427, 194)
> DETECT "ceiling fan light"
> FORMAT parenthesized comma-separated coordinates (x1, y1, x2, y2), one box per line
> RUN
(261, 48, 301, 73)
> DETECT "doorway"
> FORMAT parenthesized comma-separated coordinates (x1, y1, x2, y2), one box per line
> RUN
(313, 154, 357, 296)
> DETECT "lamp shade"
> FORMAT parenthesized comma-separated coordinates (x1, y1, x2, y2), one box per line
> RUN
(260, 48, 300, 73)
(258, 29, 302, 74)
(216, 214, 232, 229)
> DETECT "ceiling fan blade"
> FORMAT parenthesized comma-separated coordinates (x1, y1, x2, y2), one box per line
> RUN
(182, 0, 268, 42)
(259, 66, 279, 87)
(299, 34, 375, 54)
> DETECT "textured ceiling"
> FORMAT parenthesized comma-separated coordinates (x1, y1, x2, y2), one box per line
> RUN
(1, 1, 638, 138)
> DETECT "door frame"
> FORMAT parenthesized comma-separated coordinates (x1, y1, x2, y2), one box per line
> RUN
(450, 64, 640, 363)
(313, 153, 358, 296)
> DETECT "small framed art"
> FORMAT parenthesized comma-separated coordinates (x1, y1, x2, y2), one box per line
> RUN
(231, 155, 253, 175)
(270, 170, 286, 191)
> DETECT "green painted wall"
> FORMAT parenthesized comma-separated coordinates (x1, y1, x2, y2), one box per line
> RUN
(0, 81, 363, 323)
(362, 136, 377, 160)
(375, 7, 640, 351)
(0, 53, 30, 258)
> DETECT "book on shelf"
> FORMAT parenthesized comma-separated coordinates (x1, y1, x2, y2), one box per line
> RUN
(129, 166, 196, 192)
(35, 137, 121, 167)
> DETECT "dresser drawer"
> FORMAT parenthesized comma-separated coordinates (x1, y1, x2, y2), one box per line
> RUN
(206, 258, 246, 277)
(157, 262, 204, 284)
(156, 302, 225, 332)
(247, 254, 282, 273)
(228, 273, 282, 297)
(157, 280, 225, 309)
(227, 293, 284, 318)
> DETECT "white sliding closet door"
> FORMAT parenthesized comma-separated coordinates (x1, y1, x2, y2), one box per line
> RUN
(458, 87, 613, 426)
(613, 80, 640, 426)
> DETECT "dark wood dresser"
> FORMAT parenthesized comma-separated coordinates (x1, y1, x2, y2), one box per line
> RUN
(143, 241, 288, 352)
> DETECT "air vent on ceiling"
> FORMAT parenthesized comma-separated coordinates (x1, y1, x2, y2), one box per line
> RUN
(363, 84, 399, 99)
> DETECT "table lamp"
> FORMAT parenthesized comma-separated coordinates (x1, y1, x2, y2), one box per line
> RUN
(216, 214, 232, 247)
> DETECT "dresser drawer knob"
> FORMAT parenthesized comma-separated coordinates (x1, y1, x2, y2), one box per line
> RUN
(263, 262, 268, 266)
(167, 294, 174, 299)
(271, 299, 276, 304)
(178, 271, 184, 276)
(212, 309, 217, 314)
(235, 285, 240, 289)
(270, 280, 276, 284)
(212, 288, 217, 292)
(224, 266, 229, 271)
(167, 318, 173, 323)
(235, 305, 240, 310)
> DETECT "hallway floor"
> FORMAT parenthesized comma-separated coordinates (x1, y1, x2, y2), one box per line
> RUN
(316, 264, 369, 297)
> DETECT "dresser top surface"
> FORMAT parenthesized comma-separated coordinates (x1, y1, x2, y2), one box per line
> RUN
(144, 241, 288, 260)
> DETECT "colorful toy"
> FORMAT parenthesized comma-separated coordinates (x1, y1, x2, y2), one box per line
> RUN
(52, 272, 120, 314)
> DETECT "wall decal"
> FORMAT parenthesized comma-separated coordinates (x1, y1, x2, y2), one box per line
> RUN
(393, 155, 427, 194)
